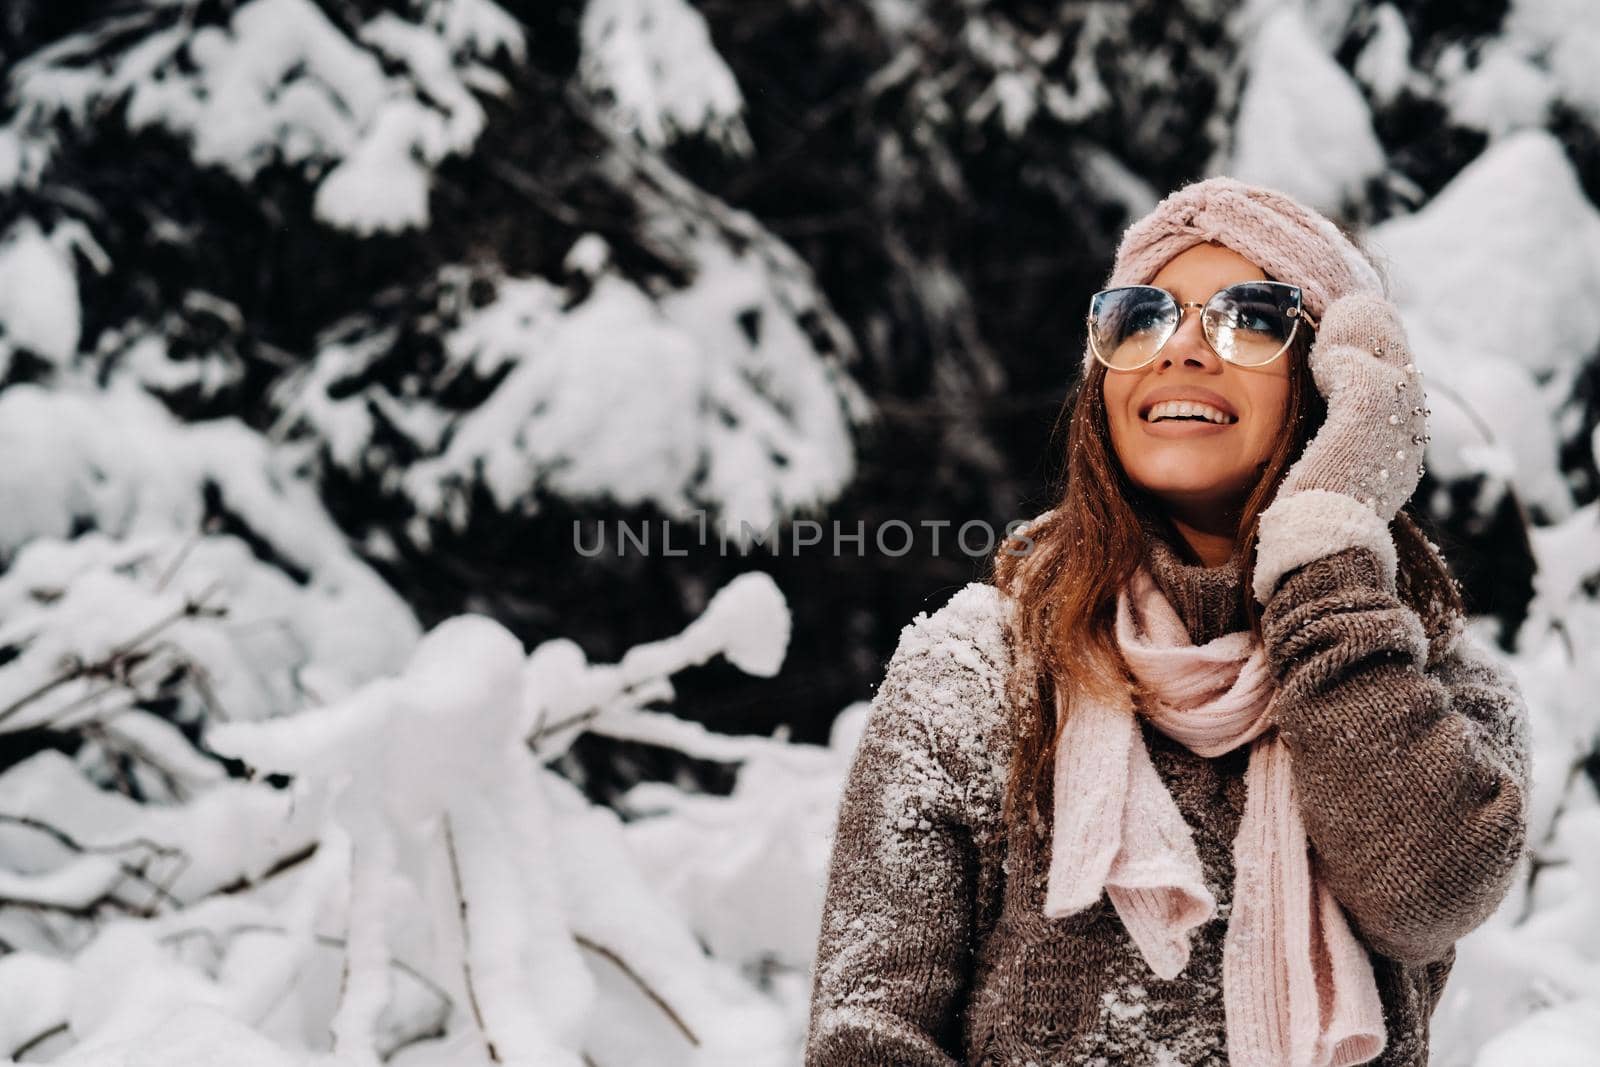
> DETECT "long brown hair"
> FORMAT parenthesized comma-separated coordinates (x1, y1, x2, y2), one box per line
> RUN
(987, 230, 1465, 841)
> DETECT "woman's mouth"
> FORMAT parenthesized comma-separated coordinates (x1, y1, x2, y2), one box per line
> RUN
(1143, 400, 1236, 424)
(1141, 416, 1234, 437)
(1140, 399, 1237, 436)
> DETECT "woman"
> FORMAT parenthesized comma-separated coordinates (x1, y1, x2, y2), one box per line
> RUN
(803, 177, 1531, 1067)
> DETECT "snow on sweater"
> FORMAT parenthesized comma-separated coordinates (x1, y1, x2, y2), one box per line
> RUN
(804, 530, 1531, 1066)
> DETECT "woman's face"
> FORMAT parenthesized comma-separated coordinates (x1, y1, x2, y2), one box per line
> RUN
(1101, 242, 1293, 526)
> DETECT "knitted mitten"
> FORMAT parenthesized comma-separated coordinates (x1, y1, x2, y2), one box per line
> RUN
(1251, 294, 1431, 606)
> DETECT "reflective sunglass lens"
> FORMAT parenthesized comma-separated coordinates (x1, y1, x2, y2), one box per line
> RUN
(1089, 287, 1176, 369)
(1204, 283, 1301, 366)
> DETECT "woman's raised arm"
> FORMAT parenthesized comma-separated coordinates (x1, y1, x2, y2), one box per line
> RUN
(1260, 544, 1532, 967)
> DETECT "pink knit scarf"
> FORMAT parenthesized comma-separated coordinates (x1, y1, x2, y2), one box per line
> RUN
(1043, 561, 1387, 1066)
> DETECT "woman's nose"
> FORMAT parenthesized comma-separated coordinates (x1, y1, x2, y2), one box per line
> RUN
(1158, 308, 1223, 370)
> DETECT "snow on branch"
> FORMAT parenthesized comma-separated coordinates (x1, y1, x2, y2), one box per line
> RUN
(2, 0, 526, 234)
(0, 570, 808, 1062)
(578, 0, 751, 154)
(273, 234, 871, 544)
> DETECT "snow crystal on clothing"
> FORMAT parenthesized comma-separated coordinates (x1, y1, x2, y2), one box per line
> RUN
(1100, 982, 1149, 1023)
(810, 581, 1014, 1047)
(885, 581, 1018, 807)
(1073, 884, 1233, 1067)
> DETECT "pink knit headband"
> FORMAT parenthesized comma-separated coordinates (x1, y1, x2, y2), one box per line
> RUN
(1084, 176, 1384, 374)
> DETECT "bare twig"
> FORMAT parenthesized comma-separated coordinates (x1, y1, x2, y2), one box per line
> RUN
(82, 719, 185, 803)
(0, 584, 226, 729)
(525, 681, 663, 752)
(110, 583, 226, 661)
(38, 682, 136, 737)
(573, 934, 699, 1046)
(442, 815, 501, 1063)
(51, 638, 194, 735)
(215, 842, 319, 896)
(487, 159, 585, 227)
(0, 890, 151, 919)
(526, 706, 600, 753)
(182, 659, 232, 723)
(11, 1020, 67, 1061)
(1421, 377, 1498, 447)
(0, 812, 185, 911)
(1517, 758, 1587, 924)
(154, 520, 218, 593)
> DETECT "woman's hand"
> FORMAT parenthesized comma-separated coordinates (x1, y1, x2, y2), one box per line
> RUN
(1251, 293, 1431, 605)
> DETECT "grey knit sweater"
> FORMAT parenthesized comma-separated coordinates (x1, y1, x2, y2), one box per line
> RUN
(804, 532, 1531, 1066)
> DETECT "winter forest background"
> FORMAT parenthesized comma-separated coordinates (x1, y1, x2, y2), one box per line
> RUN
(0, 0, 1597, 1063)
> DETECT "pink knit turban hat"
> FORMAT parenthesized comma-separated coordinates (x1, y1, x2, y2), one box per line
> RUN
(1084, 176, 1384, 374)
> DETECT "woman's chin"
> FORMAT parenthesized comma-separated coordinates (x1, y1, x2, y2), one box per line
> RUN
(1130, 475, 1249, 509)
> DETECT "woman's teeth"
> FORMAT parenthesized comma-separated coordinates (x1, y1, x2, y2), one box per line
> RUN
(1145, 400, 1236, 424)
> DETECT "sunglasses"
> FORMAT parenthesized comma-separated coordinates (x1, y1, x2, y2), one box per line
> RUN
(1086, 281, 1318, 371)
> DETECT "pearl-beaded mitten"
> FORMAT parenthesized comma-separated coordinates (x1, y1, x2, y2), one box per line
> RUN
(1251, 294, 1431, 606)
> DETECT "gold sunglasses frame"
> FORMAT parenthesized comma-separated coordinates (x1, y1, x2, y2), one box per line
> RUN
(1086, 281, 1319, 372)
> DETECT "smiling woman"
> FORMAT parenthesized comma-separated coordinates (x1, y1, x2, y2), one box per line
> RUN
(1101, 243, 1302, 568)
(805, 176, 1530, 1067)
